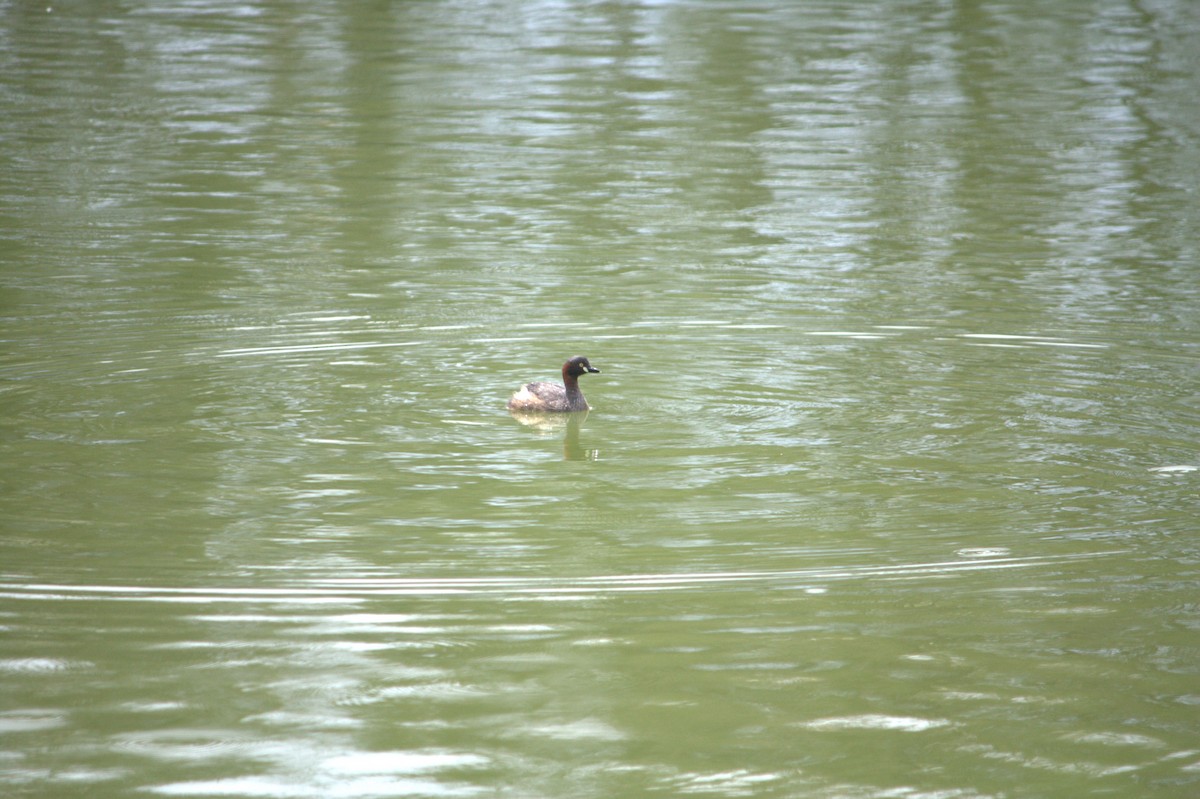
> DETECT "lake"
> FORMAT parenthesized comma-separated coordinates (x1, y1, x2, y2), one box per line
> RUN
(2, 1, 1198, 797)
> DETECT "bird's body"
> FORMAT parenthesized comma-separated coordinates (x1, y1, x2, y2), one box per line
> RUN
(507, 356, 600, 413)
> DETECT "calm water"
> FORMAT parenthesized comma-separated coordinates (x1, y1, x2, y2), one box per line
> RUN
(2, 1, 1198, 797)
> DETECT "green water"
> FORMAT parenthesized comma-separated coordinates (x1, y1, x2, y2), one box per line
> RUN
(2, 1, 1198, 797)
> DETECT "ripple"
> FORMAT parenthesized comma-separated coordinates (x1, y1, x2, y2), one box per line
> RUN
(957, 333, 1109, 349)
(112, 729, 258, 763)
(0, 657, 93, 674)
(0, 709, 68, 733)
(956, 547, 1012, 559)
(149, 776, 486, 797)
(801, 714, 953, 732)
(513, 718, 624, 742)
(215, 340, 426, 358)
(337, 682, 486, 706)
(959, 743, 1143, 777)
(1065, 731, 1165, 748)
(668, 769, 782, 794)
(323, 750, 490, 775)
(0, 549, 1126, 603)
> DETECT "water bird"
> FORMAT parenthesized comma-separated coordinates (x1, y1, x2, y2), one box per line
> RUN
(507, 356, 600, 413)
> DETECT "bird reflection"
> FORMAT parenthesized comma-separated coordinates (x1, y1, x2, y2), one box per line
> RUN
(508, 409, 598, 461)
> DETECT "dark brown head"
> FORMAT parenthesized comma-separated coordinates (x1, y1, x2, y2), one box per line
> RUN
(562, 356, 600, 381)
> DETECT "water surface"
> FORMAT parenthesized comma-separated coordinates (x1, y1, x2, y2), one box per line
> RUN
(2, 1, 1198, 797)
